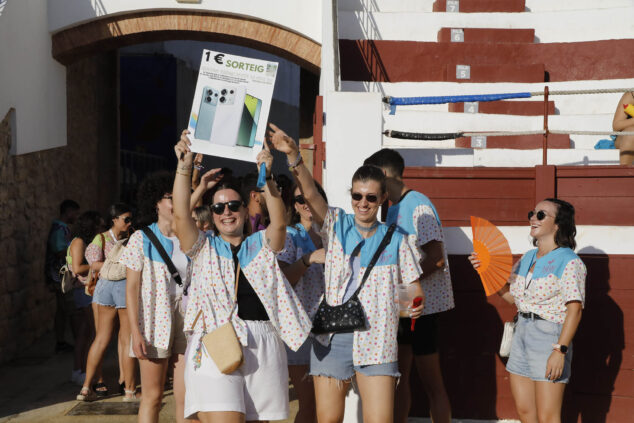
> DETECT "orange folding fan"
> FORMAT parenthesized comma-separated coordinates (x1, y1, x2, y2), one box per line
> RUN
(470, 216, 513, 296)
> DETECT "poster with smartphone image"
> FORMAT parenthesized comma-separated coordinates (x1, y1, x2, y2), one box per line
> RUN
(188, 49, 278, 162)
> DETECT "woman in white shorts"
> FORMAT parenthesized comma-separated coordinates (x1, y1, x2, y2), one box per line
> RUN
(120, 171, 192, 423)
(172, 130, 312, 423)
(269, 124, 425, 423)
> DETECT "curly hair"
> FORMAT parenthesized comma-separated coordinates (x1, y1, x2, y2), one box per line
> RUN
(71, 211, 103, 244)
(136, 171, 174, 227)
(532, 198, 577, 250)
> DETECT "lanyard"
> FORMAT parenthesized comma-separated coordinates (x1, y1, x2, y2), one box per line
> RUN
(524, 256, 536, 293)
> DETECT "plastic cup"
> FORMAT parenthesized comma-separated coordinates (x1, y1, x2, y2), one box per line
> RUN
(398, 284, 412, 317)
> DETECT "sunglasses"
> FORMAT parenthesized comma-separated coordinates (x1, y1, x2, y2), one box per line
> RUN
(211, 200, 243, 215)
(162, 195, 173, 201)
(528, 210, 552, 221)
(294, 195, 305, 205)
(118, 216, 132, 224)
(351, 193, 379, 203)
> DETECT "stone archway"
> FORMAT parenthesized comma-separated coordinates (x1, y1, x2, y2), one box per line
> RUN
(52, 10, 321, 73)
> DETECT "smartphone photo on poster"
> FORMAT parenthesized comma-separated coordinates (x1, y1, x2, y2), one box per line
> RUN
(237, 94, 262, 148)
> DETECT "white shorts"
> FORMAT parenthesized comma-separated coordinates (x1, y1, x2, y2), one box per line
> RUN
(184, 320, 289, 421)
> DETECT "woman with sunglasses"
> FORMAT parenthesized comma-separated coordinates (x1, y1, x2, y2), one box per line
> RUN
(277, 182, 328, 423)
(120, 172, 192, 423)
(469, 199, 586, 423)
(269, 124, 424, 423)
(78, 203, 135, 401)
(172, 130, 312, 423)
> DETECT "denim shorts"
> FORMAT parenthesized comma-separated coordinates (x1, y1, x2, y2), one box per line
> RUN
(93, 278, 127, 309)
(506, 314, 572, 383)
(285, 337, 312, 366)
(310, 332, 400, 380)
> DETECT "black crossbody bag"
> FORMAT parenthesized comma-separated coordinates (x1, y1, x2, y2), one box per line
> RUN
(312, 224, 396, 335)
(141, 227, 183, 288)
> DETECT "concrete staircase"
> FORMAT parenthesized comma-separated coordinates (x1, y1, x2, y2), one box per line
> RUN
(337, 0, 633, 164)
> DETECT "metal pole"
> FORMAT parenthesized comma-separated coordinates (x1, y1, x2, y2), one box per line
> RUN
(543, 86, 549, 165)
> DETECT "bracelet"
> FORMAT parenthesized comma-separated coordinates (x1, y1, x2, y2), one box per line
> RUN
(266, 173, 275, 181)
(194, 164, 204, 171)
(287, 153, 302, 169)
(289, 155, 304, 171)
(176, 170, 192, 176)
(301, 254, 310, 267)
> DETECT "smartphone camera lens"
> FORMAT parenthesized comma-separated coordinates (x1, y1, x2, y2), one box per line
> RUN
(230, 90, 234, 94)
(221, 89, 227, 95)
(219, 97, 226, 103)
(207, 89, 213, 95)
(214, 93, 218, 97)
(206, 97, 212, 102)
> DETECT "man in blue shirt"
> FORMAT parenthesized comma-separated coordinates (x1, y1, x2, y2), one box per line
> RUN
(45, 199, 80, 353)
(365, 149, 454, 423)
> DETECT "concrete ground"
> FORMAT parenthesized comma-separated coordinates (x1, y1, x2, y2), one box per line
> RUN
(0, 331, 297, 423)
(0, 331, 518, 423)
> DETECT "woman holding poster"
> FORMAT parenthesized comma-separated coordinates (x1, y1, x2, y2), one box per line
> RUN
(172, 130, 312, 423)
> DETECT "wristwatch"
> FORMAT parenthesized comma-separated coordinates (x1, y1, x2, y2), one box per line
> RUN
(553, 344, 568, 354)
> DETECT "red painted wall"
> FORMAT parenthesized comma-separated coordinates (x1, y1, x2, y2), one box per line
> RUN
(398, 166, 634, 422)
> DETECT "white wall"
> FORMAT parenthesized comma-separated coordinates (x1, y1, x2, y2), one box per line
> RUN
(47, 0, 322, 43)
(324, 92, 383, 213)
(0, 0, 66, 155)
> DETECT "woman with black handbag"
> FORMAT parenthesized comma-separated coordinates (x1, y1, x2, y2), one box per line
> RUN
(268, 124, 425, 423)
(172, 130, 312, 423)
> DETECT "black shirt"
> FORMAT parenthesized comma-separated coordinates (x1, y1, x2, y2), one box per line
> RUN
(231, 244, 269, 321)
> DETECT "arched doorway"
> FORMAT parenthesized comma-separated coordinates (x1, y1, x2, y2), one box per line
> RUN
(55, 10, 320, 209)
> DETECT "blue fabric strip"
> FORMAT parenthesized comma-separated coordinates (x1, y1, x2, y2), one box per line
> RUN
(389, 92, 532, 106)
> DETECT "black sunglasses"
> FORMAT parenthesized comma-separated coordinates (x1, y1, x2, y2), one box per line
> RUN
(211, 200, 243, 215)
(528, 210, 552, 221)
(351, 193, 379, 203)
(294, 195, 305, 205)
(119, 216, 132, 224)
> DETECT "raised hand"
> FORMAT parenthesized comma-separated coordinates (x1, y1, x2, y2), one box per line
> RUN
(199, 168, 223, 191)
(468, 252, 481, 270)
(267, 123, 298, 156)
(256, 141, 274, 175)
(174, 129, 193, 165)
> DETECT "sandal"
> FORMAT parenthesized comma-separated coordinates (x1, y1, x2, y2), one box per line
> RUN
(76, 386, 97, 402)
(122, 389, 140, 402)
(92, 382, 109, 397)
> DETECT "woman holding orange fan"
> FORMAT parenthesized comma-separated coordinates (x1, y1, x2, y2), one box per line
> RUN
(469, 198, 586, 423)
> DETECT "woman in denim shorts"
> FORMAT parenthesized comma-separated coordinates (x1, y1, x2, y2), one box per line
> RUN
(470, 198, 586, 423)
(270, 125, 425, 423)
(77, 203, 135, 402)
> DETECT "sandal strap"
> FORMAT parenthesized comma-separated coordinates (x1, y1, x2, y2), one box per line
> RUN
(124, 389, 136, 394)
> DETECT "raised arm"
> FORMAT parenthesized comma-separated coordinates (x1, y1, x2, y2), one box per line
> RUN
(173, 129, 202, 252)
(258, 144, 286, 252)
(190, 168, 223, 212)
(268, 123, 328, 226)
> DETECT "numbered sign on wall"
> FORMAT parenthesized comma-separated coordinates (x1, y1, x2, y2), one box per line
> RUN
(464, 102, 478, 113)
(456, 65, 471, 80)
(471, 136, 487, 148)
(451, 29, 464, 42)
(447, 0, 460, 12)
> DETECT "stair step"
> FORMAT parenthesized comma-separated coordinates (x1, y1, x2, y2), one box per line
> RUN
(448, 100, 555, 115)
(445, 63, 545, 83)
(437, 28, 535, 43)
(339, 39, 634, 82)
(455, 134, 569, 149)
(433, 0, 525, 13)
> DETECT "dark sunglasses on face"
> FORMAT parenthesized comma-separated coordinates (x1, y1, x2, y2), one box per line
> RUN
(119, 216, 132, 224)
(294, 195, 305, 205)
(162, 195, 173, 201)
(211, 200, 243, 215)
(528, 210, 551, 221)
(351, 192, 379, 203)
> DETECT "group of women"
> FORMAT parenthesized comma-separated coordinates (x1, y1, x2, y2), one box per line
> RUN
(69, 122, 587, 423)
